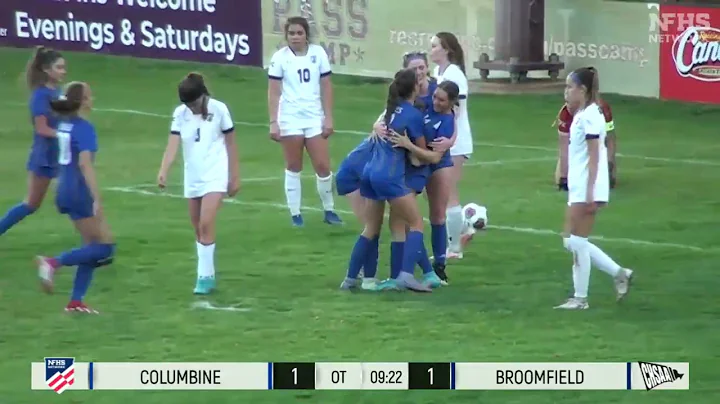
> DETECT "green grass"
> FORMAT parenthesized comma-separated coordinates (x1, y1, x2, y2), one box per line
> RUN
(0, 47, 718, 403)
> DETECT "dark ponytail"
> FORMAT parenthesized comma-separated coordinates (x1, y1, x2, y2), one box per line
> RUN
(49, 82, 86, 116)
(178, 72, 211, 119)
(383, 68, 418, 126)
(25, 46, 63, 90)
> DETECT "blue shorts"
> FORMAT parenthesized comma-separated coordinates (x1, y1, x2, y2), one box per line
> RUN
(406, 174, 428, 194)
(27, 164, 58, 179)
(360, 172, 411, 201)
(335, 164, 362, 196)
(56, 193, 94, 221)
(430, 154, 453, 172)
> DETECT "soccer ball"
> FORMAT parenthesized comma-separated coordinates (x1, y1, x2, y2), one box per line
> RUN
(462, 203, 488, 232)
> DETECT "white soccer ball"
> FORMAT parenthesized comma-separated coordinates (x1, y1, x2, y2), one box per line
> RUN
(462, 203, 488, 234)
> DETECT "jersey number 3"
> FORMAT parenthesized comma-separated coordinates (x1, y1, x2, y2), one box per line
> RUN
(57, 131, 72, 165)
(194, 128, 201, 142)
(297, 68, 310, 83)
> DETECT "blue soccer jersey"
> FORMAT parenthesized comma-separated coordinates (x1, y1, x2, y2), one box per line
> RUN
(426, 109, 455, 172)
(55, 117, 98, 220)
(361, 100, 425, 201)
(27, 86, 61, 177)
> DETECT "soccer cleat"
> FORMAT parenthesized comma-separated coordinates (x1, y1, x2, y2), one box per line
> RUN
(422, 272, 443, 289)
(370, 279, 402, 291)
(614, 268, 633, 301)
(340, 277, 359, 290)
(291, 214, 304, 227)
(396, 272, 432, 292)
(193, 277, 216, 295)
(65, 300, 99, 314)
(360, 278, 378, 290)
(323, 211, 343, 225)
(554, 297, 589, 310)
(37, 256, 59, 294)
(433, 262, 449, 285)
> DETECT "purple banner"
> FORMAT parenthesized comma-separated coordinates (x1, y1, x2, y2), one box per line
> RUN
(0, 0, 262, 67)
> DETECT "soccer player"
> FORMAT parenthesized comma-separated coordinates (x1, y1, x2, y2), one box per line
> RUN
(267, 16, 342, 227)
(403, 51, 437, 110)
(429, 32, 474, 267)
(554, 68, 633, 310)
(157, 73, 240, 295)
(390, 80, 459, 288)
(0, 47, 65, 237)
(555, 67, 616, 189)
(36, 82, 115, 314)
(341, 68, 432, 292)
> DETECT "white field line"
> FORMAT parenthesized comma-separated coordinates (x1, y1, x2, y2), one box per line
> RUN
(105, 185, 712, 253)
(88, 107, 720, 167)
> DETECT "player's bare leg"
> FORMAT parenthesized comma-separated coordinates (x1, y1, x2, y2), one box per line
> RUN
(0, 172, 50, 236)
(306, 135, 342, 225)
(281, 135, 306, 227)
(345, 190, 366, 225)
(557, 133, 569, 190)
(445, 156, 466, 259)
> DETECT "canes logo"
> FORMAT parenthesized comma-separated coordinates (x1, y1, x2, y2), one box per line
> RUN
(672, 26, 720, 81)
(638, 362, 684, 391)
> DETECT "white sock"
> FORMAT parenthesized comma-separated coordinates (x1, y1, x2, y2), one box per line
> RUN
(569, 235, 591, 298)
(284, 170, 302, 216)
(196, 242, 216, 278)
(316, 173, 335, 211)
(588, 242, 621, 276)
(446, 205, 464, 251)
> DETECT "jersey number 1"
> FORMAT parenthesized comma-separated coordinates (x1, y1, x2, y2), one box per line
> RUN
(297, 68, 310, 83)
(57, 131, 72, 165)
(194, 128, 200, 142)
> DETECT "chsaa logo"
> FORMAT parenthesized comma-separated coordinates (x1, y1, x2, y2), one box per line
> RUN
(638, 362, 684, 391)
(672, 26, 720, 82)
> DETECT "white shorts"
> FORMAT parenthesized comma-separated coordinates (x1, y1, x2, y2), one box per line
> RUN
(279, 118, 323, 138)
(567, 181, 609, 206)
(450, 134, 473, 157)
(184, 177, 228, 199)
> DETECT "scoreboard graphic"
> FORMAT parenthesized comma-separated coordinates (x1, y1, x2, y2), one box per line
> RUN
(31, 360, 689, 393)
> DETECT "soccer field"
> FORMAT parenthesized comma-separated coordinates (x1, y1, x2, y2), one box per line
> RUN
(0, 47, 717, 403)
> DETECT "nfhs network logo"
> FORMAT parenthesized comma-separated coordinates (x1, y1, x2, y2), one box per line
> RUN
(637, 362, 684, 391)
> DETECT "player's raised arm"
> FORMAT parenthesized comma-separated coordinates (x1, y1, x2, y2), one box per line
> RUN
(157, 110, 182, 189)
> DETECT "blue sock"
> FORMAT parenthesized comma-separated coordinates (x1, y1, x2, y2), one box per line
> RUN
(0, 203, 35, 236)
(57, 243, 114, 267)
(71, 264, 95, 301)
(431, 223, 447, 265)
(363, 236, 380, 278)
(401, 231, 424, 275)
(346, 235, 371, 279)
(390, 241, 404, 279)
(418, 244, 433, 274)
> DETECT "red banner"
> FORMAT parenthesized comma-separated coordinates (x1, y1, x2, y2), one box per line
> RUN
(659, 5, 720, 104)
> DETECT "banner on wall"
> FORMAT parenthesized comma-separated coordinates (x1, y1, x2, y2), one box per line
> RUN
(658, 4, 719, 104)
(263, 0, 658, 97)
(0, 0, 263, 67)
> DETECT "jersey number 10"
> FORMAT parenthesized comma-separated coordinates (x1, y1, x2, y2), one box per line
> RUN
(57, 131, 72, 165)
(297, 68, 310, 83)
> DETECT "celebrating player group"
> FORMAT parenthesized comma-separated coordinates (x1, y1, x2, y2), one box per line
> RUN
(0, 16, 633, 313)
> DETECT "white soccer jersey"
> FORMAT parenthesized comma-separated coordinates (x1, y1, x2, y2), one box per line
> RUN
(567, 102, 609, 204)
(434, 64, 473, 156)
(170, 98, 234, 198)
(268, 44, 331, 128)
